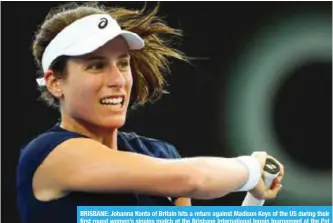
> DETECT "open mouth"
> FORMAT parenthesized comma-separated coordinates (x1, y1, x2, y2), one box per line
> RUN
(99, 96, 125, 107)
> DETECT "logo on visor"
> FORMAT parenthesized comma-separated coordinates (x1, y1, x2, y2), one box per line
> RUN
(98, 17, 108, 29)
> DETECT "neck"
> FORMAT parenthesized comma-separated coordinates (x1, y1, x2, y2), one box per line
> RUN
(60, 113, 118, 150)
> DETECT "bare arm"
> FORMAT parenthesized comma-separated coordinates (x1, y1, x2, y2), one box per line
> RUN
(33, 138, 253, 200)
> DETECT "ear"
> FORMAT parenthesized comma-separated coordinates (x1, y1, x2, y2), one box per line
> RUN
(44, 69, 63, 98)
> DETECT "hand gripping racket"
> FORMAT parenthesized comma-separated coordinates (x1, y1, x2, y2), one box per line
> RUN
(241, 157, 280, 206)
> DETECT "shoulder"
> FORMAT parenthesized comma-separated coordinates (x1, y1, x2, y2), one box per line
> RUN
(118, 131, 182, 159)
(17, 125, 86, 178)
(20, 126, 85, 158)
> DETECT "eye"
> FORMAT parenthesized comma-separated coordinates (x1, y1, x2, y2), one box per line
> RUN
(86, 61, 106, 71)
(117, 59, 130, 71)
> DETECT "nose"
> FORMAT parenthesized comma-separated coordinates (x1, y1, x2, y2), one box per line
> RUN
(106, 64, 126, 89)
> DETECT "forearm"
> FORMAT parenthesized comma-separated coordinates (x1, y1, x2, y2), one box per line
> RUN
(178, 156, 258, 199)
(114, 156, 252, 200)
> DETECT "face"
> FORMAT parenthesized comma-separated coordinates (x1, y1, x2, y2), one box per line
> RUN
(58, 36, 132, 129)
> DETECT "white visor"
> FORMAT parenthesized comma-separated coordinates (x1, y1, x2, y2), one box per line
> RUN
(36, 14, 144, 86)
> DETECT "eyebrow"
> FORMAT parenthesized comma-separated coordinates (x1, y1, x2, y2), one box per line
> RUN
(83, 53, 130, 62)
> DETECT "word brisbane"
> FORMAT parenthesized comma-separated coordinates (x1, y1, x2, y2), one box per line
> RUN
(108, 211, 178, 217)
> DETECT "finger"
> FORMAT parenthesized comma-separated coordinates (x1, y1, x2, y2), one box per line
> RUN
(277, 174, 284, 182)
(270, 178, 279, 189)
(276, 176, 282, 184)
(265, 184, 282, 199)
(249, 178, 266, 200)
(277, 169, 284, 185)
(279, 164, 285, 177)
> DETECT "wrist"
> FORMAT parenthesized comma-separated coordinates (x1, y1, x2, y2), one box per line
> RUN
(234, 156, 262, 192)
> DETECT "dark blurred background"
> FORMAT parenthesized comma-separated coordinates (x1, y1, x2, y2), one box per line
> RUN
(1, 1, 332, 222)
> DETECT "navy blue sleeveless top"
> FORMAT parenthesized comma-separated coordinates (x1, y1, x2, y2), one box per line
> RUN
(17, 124, 182, 223)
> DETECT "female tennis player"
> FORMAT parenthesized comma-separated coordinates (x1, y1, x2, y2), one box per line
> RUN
(17, 3, 284, 223)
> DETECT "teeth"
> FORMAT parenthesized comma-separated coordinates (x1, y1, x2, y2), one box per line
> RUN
(100, 97, 123, 105)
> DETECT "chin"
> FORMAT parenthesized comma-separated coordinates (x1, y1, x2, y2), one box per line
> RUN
(99, 117, 126, 129)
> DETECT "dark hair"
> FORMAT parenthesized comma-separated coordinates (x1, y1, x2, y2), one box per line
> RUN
(33, 2, 188, 108)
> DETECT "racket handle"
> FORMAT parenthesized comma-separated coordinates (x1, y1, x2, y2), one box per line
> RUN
(241, 158, 280, 206)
